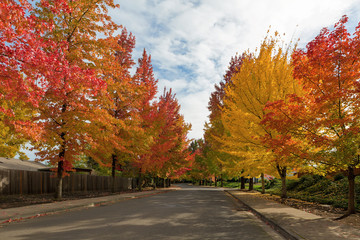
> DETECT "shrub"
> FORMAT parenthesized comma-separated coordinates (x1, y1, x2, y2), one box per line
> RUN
(264, 174, 360, 211)
(265, 178, 280, 189)
(296, 175, 322, 191)
(333, 173, 345, 181)
(304, 178, 331, 194)
(286, 179, 299, 190)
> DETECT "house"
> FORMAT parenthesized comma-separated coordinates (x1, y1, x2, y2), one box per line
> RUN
(0, 157, 48, 171)
(0, 157, 93, 174)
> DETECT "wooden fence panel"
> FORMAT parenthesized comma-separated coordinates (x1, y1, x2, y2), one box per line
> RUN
(10, 170, 17, 194)
(0, 169, 139, 195)
(117, 178, 123, 191)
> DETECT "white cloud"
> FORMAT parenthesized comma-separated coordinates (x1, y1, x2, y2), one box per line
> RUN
(112, 0, 360, 140)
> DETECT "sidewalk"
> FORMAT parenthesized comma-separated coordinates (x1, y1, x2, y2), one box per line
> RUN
(0, 188, 173, 224)
(227, 190, 360, 240)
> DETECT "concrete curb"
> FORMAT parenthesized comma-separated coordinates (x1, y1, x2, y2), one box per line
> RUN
(0, 189, 173, 224)
(225, 190, 299, 240)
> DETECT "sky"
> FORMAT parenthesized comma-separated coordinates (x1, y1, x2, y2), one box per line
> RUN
(22, 0, 360, 160)
(108, 0, 360, 141)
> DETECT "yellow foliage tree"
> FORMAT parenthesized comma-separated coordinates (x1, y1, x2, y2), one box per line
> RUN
(221, 33, 303, 198)
(0, 100, 33, 159)
(204, 55, 244, 186)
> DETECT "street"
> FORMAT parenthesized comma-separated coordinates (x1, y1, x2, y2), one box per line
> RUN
(0, 184, 284, 239)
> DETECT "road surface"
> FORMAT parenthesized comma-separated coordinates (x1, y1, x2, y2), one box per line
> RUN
(0, 184, 284, 239)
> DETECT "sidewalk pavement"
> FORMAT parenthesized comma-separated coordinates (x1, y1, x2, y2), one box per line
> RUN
(0, 188, 173, 224)
(227, 190, 360, 240)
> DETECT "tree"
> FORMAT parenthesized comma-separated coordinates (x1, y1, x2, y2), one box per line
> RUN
(188, 139, 207, 183)
(188, 139, 221, 185)
(132, 49, 159, 189)
(1, 0, 193, 195)
(221, 33, 302, 198)
(32, 0, 120, 199)
(0, 100, 33, 159)
(0, 0, 57, 106)
(155, 89, 193, 181)
(87, 28, 144, 192)
(263, 16, 360, 214)
(204, 55, 244, 186)
(0, 0, 64, 158)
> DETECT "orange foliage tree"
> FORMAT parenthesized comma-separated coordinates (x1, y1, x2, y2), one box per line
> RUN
(154, 89, 193, 182)
(1, 0, 196, 196)
(31, 0, 120, 199)
(87, 28, 145, 192)
(132, 49, 159, 188)
(263, 16, 360, 214)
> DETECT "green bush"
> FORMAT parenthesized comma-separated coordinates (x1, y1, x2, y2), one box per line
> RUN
(222, 182, 241, 188)
(296, 175, 323, 191)
(333, 173, 345, 181)
(265, 178, 280, 189)
(286, 179, 299, 190)
(304, 178, 331, 194)
(264, 175, 360, 211)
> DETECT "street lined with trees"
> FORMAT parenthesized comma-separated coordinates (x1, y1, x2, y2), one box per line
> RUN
(2, 0, 360, 221)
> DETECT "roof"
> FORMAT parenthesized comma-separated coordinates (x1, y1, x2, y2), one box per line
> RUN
(0, 157, 48, 171)
(39, 167, 93, 173)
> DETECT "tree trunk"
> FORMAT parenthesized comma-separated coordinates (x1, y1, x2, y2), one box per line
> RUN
(56, 104, 67, 200)
(248, 177, 254, 191)
(55, 160, 64, 200)
(154, 177, 158, 189)
(240, 177, 245, 189)
(261, 173, 265, 194)
(347, 166, 356, 214)
(150, 177, 154, 189)
(111, 154, 117, 193)
(138, 169, 143, 191)
(277, 165, 287, 199)
(55, 132, 66, 200)
(215, 177, 217, 187)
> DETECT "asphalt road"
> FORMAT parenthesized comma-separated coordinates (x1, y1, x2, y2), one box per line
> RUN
(0, 184, 284, 240)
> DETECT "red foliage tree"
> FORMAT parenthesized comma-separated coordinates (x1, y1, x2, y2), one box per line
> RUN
(132, 49, 159, 188)
(147, 88, 193, 180)
(208, 54, 244, 122)
(31, 0, 120, 199)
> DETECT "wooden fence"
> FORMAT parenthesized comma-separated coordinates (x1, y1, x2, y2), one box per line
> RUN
(0, 169, 138, 195)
